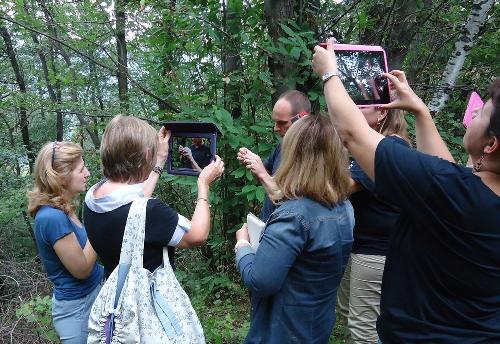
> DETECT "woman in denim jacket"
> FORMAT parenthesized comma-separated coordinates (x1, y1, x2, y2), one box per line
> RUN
(235, 114, 354, 343)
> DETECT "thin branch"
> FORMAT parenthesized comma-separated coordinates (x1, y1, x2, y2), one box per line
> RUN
(318, 0, 364, 38)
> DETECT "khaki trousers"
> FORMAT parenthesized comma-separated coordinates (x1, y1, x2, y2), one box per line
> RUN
(336, 253, 386, 344)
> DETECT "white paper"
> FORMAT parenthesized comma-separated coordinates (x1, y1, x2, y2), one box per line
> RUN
(247, 213, 265, 250)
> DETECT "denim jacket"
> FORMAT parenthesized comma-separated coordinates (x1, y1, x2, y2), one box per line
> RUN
(237, 197, 354, 344)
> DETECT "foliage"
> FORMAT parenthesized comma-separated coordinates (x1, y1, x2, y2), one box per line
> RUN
(0, 0, 497, 341)
(16, 295, 58, 342)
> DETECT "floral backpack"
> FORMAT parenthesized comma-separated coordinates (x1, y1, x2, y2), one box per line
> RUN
(87, 197, 205, 343)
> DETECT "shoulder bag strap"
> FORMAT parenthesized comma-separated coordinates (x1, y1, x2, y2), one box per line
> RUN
(118, 197, 149, 267)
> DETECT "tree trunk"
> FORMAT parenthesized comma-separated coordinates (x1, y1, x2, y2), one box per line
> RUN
(264, 0, 296, 100)
(223, 0, 243, 119)
(0, 25, 35, 172)
(359, 0, 454, 72)
(24, 0, 64, 141)
(264, 0, 320, 103)
(428, 0, 495, 115)
(0, 113, 20, 175)
(116, 0, 129, 113)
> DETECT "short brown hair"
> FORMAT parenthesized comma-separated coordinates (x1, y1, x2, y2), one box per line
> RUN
(28, 141, 83, 216)
(379, 108, 410, 143)
(271, 115, 350, 207)
(100, 115, 157, 183)
(278, 90, 312, 115)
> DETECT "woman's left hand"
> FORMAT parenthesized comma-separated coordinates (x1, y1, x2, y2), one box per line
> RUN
(157, 127, 171, 166)
(236, 223, 250, 242)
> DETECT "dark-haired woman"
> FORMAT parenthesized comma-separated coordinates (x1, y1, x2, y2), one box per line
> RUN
(336, 107, 410, 343)
(313, 40, 500, 342)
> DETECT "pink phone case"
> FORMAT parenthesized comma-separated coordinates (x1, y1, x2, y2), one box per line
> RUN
(318, 43, 390, 108)
(463, 91, 484, 128)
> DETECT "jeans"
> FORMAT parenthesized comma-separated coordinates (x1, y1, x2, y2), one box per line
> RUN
(52, 282, 102, 344)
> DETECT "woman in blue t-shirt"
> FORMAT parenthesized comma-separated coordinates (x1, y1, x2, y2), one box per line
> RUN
(336, 107, 410, 343)
(313, 41, 500, 343)
(28, 141, 104, 344)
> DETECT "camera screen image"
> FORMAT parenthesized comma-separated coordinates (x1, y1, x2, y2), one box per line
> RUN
(172, 136, 213, 171)
(335, 50, 390, 105)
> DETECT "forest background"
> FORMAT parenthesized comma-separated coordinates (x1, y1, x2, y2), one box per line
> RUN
(0, 0, 498, 342)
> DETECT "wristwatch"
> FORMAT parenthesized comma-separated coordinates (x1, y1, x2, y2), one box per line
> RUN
(153, 165, 163, 175)
(322, 71, 339, 84)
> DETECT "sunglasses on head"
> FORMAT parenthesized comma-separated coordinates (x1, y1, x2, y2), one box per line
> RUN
(51, 141, 60, 168)
(290, 111, 309, 123)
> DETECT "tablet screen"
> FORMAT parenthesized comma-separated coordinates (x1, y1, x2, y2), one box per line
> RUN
(335, 50, 390, 105)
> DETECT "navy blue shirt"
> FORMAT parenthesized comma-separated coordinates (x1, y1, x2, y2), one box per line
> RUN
(260, 143, 281, 222)
(190, 144, 212, 169)
(34, 206, 103, 300)
(350, 136, 409, 255)
(375, 137, 500, 343)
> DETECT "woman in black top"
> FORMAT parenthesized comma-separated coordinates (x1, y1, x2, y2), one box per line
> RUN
(314, 41, 500, 343)
(84, 115, 224, 278)
(336, 107, 410, 343)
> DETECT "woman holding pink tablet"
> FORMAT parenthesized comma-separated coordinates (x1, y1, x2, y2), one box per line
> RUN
(313, 40, 500, 343)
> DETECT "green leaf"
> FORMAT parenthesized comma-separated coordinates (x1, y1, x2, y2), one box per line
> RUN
(231, 168, 246, 178)
(308, 91, 319, 101)
(279, 23, 295, 38)
(256, 187, 265, 203)
(290, 47, 301, 60)
(241, 185, 257, 193)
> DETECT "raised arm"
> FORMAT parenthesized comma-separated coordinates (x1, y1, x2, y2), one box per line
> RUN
(381, 70, 455, 162)
(143, 127, 170, 197)
(312, 40, 384, 181)
(176, 156, 224, 248)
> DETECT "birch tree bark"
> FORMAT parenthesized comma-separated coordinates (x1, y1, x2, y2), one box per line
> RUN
(428, 0, 495, 115)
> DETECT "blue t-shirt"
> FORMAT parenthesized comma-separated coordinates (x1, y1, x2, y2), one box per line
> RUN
(374, 137, 500, 343)
(34, 206, 103, 300)
(260, 143, 281, 222)
(350, 136, 409, 255)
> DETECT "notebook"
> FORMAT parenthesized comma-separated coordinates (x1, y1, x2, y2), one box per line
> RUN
(247, 213, 265, 250)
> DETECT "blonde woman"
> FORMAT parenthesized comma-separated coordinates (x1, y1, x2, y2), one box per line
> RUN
(336, 107, 410, 343)
(235, 115, 354, 343)
(28, 142, 104, 343)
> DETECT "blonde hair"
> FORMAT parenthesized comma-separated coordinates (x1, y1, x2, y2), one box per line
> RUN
(271, 115, 350, 207)
(28, 142, 83, 217)
(379, 108, 409, 143)
(100, 115, 158, 183)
